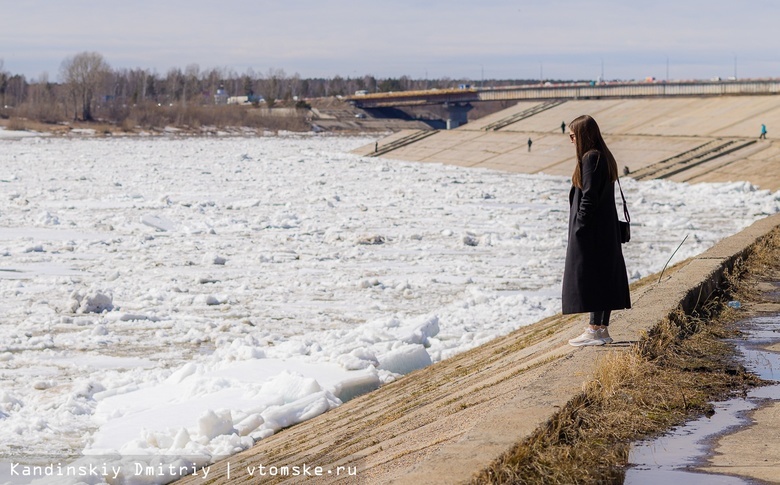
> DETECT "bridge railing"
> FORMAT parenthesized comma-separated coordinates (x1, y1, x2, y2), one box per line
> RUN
(346, 88, 479, 108)
(477, 80, 780, 101)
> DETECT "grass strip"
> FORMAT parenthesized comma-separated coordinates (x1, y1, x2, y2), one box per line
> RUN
(473, 229, 780, 484)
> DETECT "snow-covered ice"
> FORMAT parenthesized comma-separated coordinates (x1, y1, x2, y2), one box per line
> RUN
(0, 134, 777, 484)
(0, 128, 45, 140)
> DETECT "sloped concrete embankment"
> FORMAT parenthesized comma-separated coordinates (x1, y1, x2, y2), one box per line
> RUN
(352, 96, 780, 191)
(178, 213, 780, 485)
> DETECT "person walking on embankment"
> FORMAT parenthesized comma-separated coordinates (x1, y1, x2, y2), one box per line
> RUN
(563, 115, 631, 346)
(760, 123, 767, 140)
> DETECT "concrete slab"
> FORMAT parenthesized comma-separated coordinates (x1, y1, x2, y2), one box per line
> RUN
(707, 96, 780, 138)
(423, 133, 567, 171)
(462, 101, 543, 131)
(588, 98, 698, 135)
(609, 136, 705, 171)
(385, 130, 484, 163)
(669, 141, 768, 183)
(699, 401, 780, 483)
(489, 99, 626, 134)
(351, 130, 420, 157)
(684, 141, 780, 191)
(577, 96, 780, 138)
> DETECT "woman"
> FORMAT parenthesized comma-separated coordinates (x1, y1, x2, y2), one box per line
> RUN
(563, 115, 631, 346)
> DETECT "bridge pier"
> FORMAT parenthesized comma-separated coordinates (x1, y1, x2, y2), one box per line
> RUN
(444, 102, 473, 130)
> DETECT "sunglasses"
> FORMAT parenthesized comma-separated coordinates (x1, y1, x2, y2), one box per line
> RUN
(569, 133, 575, 141)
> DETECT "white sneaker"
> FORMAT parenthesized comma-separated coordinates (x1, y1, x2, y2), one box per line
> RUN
(597, 327, 613, 344)
(568, 327, 605, 347)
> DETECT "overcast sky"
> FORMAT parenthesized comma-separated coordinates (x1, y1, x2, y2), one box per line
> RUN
(2, 0, 778, 82)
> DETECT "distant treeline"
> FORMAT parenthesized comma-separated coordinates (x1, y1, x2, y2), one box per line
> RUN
(0, 52, 542, 131)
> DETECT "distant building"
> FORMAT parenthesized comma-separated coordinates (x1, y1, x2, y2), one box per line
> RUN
(227, 96, 248, 105)
(214, 85, 228, 105)
(227, 95, 264, 105)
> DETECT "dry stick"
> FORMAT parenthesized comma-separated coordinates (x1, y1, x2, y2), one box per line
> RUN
(658, 234, 690, 284)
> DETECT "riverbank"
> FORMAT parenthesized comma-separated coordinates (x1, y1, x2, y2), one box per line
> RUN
(174, 216, 780, 483)
(0, 95, 436, 137)
(483, 223, 780, 483)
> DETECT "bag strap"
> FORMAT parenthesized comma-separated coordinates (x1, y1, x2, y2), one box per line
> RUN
(594, 151, 631, 223)
(617, 178, 630, 223)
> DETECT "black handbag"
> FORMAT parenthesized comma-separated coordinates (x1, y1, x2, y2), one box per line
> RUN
(617, 178, 630, 244)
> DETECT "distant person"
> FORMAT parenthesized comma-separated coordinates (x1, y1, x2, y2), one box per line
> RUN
(527, 137, 533, 152)
(375, 141, 378, 152)
(760, 123, 767, 139)
(564, 115, 631, 347)
(561, 121, 566, 134)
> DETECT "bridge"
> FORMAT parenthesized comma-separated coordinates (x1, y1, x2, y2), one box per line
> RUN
(345, 79, 780, 129)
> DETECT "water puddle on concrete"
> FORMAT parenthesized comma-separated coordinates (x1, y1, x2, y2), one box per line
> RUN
(624, 313, 780, 484)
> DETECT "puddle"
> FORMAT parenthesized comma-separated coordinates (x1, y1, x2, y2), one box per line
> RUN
(624, 313, 780, 484)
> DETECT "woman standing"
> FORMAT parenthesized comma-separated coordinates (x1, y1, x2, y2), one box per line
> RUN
(563, 115, 631, 346)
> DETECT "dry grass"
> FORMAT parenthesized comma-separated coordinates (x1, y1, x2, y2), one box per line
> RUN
(3, 102, 312, 136)
(6, 117, 28, 131)
(118, 103, 310, 133)
(473, 228, 780, 485)
(13, 102, 67, 124)
(0, 118, 72, 135)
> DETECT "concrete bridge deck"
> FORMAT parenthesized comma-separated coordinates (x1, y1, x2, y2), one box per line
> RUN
(354, 96, 780, 191)
(345, 80, 780, 108)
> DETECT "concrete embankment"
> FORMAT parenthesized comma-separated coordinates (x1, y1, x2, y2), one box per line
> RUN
(177, 218, 780, 482)
(354, 96, 780, 192)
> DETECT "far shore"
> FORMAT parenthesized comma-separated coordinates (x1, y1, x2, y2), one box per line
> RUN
(0, 120, 381, 139)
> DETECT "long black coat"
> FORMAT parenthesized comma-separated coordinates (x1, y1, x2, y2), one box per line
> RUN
(562, 150, 631, 314)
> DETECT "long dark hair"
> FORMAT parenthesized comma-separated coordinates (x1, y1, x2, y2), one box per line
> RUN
(570, 115, 618, 188)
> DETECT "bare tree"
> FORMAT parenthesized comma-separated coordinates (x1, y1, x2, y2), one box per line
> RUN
(165, 68, 186, 104)
(363, 75, 377, 93)
(5, 73, 27, 108)
(60, 51, 111, 120)
(201, 67, 225, 104)
(0, 60, 8, 108)
(259, 68, 286, 107)
(24, 72, 63, 123)
(120, 68, 150, 104)
(287, 72, 301, 100)
(184, 63, 200, 105)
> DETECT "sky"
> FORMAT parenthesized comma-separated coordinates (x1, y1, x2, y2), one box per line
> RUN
(1, 0, 779, 82)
